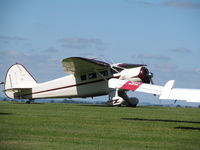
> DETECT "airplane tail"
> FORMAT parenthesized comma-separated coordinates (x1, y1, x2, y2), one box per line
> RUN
(4, 64, 38, 99)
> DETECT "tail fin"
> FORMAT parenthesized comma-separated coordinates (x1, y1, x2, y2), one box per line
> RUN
(4, 64, 37, 99)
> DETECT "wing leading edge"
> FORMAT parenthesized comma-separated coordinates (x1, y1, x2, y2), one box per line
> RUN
(108, 78, 200, 103)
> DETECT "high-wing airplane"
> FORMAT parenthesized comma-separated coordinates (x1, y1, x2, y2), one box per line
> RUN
(3, 57, 200, 106)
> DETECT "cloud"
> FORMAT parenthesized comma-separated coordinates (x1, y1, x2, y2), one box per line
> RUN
(124, 0, 200, 9)
(194, 68, 200, 74)
(169, 48, 191, 53)
(44, 47, 59, 53)
(0, 50, 64, 83)
(165, 0, 200, 9)
(153, 62, 177, 73)
(137, 53, 171, 61)
(135, 1, 155, 6)
(58, 37, 104, 50)
(124, 0, 155, 6)
(0, 36, 26, 41)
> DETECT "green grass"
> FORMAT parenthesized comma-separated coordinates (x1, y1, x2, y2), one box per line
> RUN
(0, 101, 200, 150)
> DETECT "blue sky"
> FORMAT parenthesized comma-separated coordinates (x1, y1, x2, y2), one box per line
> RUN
(0, 0, 200, 105)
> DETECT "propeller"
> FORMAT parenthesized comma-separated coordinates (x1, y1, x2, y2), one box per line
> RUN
(138, 67, 154, 84)
(147, 72, 157, 96)
(148, 72, 154, 84)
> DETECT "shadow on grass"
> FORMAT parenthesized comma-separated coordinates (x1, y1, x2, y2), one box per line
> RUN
(0, 112, 13, 115)
(136, 106, 161, 109)
(13, 102, 45, 105)
(121, 118, 200, 124)
(79, 104, 160, 108)
(175, 126, 200, 131)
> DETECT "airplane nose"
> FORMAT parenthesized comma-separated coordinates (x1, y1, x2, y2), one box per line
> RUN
(138, 67, 153, 84)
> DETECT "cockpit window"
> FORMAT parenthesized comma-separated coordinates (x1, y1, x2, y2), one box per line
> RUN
(88, 73, 97, 79)
(99, 70, 108, 76)
(80, 75, 87, 81)
(111, 66, 124, 73)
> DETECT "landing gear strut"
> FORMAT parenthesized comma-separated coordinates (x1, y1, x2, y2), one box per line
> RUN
(108, 89, 124, 106)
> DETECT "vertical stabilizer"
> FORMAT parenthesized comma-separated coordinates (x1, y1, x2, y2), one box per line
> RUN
(4, 64, 37, 99)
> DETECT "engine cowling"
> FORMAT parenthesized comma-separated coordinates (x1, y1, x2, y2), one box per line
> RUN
(138, 67, 153, 84)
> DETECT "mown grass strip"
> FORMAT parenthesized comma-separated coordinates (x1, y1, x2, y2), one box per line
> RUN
(0, 102, 200, 150)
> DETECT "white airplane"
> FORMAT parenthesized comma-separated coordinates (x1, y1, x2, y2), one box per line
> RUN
(3, 57, 200, 106)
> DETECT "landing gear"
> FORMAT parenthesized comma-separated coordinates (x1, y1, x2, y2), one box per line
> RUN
(108, 89, 125, 106)
(26, 101, 30, 104)
(108, 89, 139, 107)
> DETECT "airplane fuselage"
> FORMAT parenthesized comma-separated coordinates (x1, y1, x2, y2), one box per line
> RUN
(27, 74, 109, 99)
(3, 57, 200, 106)
(13, 67, 143, 100)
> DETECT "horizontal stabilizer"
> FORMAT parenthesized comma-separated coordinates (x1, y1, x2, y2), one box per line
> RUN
(4, 87, 32, 92)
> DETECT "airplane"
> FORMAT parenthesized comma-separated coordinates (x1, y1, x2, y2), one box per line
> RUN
(2, 57, 200, 106)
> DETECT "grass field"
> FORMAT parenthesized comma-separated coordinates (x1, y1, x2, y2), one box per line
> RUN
(0, 101, 200, 150)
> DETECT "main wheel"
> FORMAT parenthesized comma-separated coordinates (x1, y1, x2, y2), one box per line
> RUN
(26, 100, 31, 104)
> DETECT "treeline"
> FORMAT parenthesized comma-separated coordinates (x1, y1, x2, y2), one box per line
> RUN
(1, 97, 200, 108)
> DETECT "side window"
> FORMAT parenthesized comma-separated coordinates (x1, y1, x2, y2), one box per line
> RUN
(80, 75, 87, 81)
(100, 70, 108, 76)
(111, 67, 124, 74)
(88, 73, 97, 79)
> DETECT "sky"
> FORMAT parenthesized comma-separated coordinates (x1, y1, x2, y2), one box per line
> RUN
(0, 0, 200, 105)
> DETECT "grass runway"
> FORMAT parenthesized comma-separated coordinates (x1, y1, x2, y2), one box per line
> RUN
(0, 101, 200, 150)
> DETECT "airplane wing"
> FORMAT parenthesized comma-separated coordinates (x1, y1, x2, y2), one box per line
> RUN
(62, 57, 110, 75)
(116, 63, 146, 69)
(108, 78, 200, 103)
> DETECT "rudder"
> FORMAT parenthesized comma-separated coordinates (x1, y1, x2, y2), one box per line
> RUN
(4, 64, 37, 99)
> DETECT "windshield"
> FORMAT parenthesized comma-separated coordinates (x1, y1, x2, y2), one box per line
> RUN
(111, 66, 124, 74)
